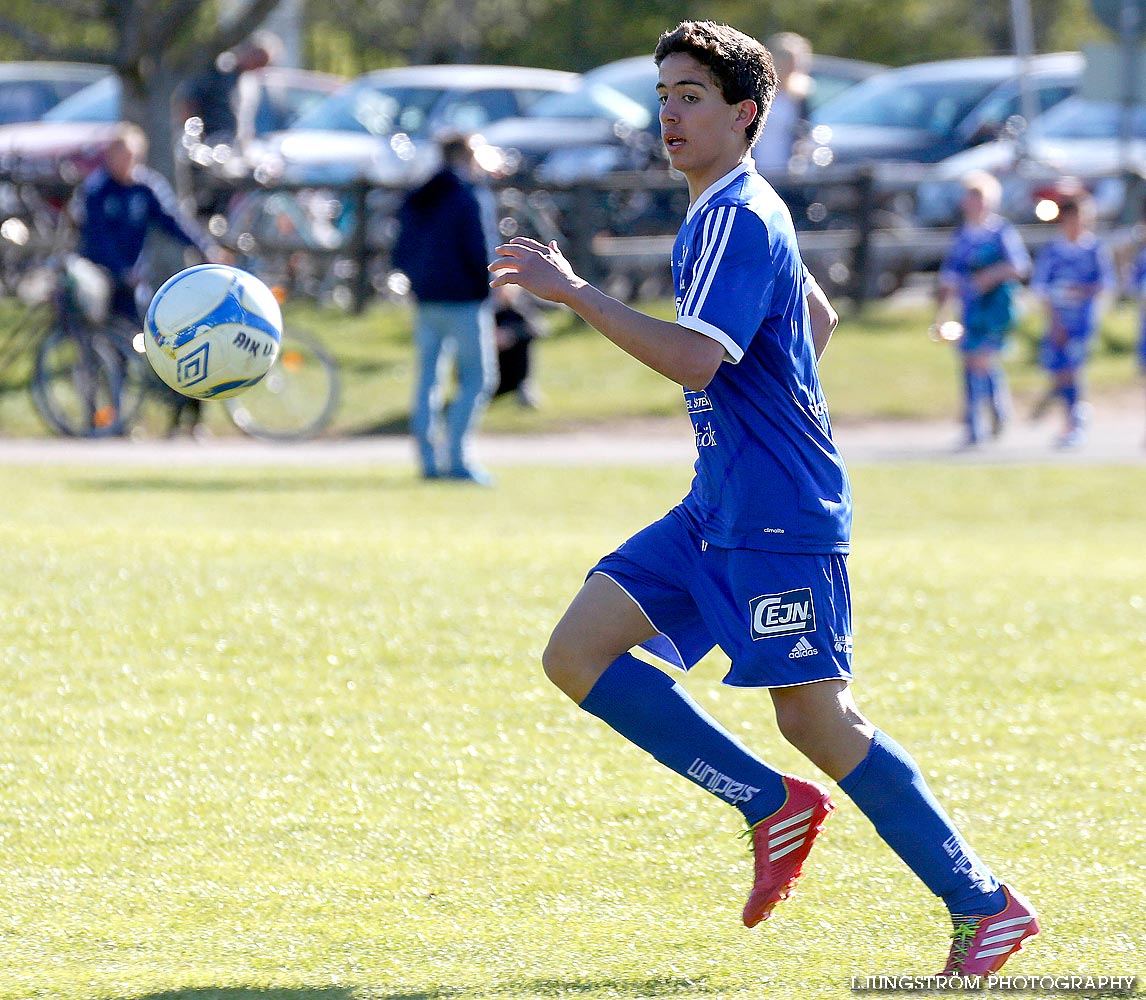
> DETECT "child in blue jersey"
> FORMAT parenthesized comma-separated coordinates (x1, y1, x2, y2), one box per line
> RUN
(490, 21, 1037, 976)
(934, 171, 1031, 447)
(1129, 242, 1146, 446)
(75, 123, 220, 324)
(1029, 193, 1115, 448)
(73, 122, 223, 435)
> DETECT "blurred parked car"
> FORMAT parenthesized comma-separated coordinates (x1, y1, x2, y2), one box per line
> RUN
(582, 51, 884, 129)
(480, 80, 656, 185)
(804, 54, 890, 111)
(479, 51, 884, 294)
(0, 62, 110, 127)
(245, 64, 580, 186)
(914, 95, 1146, 227)
(0, 66, 345, 184)
(804, 52, 1083, 171)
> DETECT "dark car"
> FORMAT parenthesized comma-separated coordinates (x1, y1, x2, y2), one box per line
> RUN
(806, 52, 1083, 170)
(914, 94, 1146, 228)
(479, 81, 656, 184)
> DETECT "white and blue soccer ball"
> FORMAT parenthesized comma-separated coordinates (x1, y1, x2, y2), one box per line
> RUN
(144, 264, 282, 400)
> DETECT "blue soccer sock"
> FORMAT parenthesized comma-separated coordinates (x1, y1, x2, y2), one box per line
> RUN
(579, 653, 788, 825)
(961, 368, 979, 437)
(962, 369, 992, 440)
(985, 366, 1011, 423)
(1061, 381, 1079, 414)
(839, 729, 1005, 917)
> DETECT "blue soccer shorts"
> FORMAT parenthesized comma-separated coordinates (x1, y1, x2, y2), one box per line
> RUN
(959, 325, 1010, 355)
(588, 510, 853, 688)
(1039, 333, 1093, 373)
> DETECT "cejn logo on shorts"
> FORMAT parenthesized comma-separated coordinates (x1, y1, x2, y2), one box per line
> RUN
(749, 588, 816, 640)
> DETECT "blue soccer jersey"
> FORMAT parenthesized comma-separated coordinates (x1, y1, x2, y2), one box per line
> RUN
(670, 162, 851, 554)
(1030, 233, 1115, 340)
(1132, 247, 1146, 370)
(939, 217, 1030, 331)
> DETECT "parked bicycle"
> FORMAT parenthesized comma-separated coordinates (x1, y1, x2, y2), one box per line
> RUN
(28, 253, 143, 437)
(13, 253, 340, 440)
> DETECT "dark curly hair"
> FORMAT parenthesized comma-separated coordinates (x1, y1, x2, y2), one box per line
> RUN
(654, 20, 776, 148)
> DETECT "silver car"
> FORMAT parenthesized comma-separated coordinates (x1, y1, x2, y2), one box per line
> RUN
(246, 64, 580, 185)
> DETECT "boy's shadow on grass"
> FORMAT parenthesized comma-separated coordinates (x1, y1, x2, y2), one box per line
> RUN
(132, 976, 714, 999)
(133, 991, 357, 1000)
(70, 474, 418, 495)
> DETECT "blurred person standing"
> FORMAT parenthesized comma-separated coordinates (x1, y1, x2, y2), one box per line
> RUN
(393, 133, 498, 484)
(492, 283, 544, 408)
(1129, 237, 1146, 446)
(178, 31, 282, 148)
(752, 31, 812, 177)
(1029, 191, 1116, 449)
(933, 170, 1030, 448)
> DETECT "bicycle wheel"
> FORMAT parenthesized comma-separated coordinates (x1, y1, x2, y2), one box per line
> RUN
(0, 302, 49, 387)
(224, 328, 340, 441)
(105, 320, 153, 431)
(31, 325, 131, 437)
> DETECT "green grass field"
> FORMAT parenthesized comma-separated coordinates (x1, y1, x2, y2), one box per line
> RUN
(289, 292, 1146, 435)
(1, 461, 1143, 999)
(1, 290, 1143, 439)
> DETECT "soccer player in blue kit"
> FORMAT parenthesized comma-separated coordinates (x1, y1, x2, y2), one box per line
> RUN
(489, 21, 1038, 975)
(934, 171, 1031, 447)
(1029, 192, 1116, 449)
(1132, 241, 1146, 446)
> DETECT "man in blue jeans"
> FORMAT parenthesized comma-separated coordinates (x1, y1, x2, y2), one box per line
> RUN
(393, 133, 498, 485)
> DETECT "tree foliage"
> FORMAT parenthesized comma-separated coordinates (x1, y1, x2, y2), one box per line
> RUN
(0, 0, 1116, 186)
(300, 0, 1112, 73)
(0, 0, 283, 185)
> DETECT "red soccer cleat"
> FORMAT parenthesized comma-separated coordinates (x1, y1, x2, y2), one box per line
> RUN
(740, 776, 835, 927)
(941, 885, 1040, 976)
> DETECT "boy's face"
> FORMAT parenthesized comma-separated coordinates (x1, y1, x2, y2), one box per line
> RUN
(960, 187, 988, 223)
(1059, 203, 1091, 238)
(104, 140, 138, 183)
(657, 52, 756, 195)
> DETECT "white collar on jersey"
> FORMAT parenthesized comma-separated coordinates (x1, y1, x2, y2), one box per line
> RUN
(685, 159, 755, 224)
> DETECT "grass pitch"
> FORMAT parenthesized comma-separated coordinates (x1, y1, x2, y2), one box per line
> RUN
(2, 292, 1143, 440)
(0, 461, 1143, 999)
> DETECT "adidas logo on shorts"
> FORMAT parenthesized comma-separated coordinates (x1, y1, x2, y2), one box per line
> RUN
(788, 636, 819, 659)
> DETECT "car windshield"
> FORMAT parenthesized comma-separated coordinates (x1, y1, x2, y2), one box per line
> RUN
(42, 75, 120, 123)
(810, 70, 872, 111)
(585, 66, 657, 110)
(291, 82, 445, 136)
(811, 73, 1004, 136)
(0, 74, 100, 125)
(525, 82, 650, 127)
(254, 79, 339, 133)
(1029, 97, 1146, 140)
